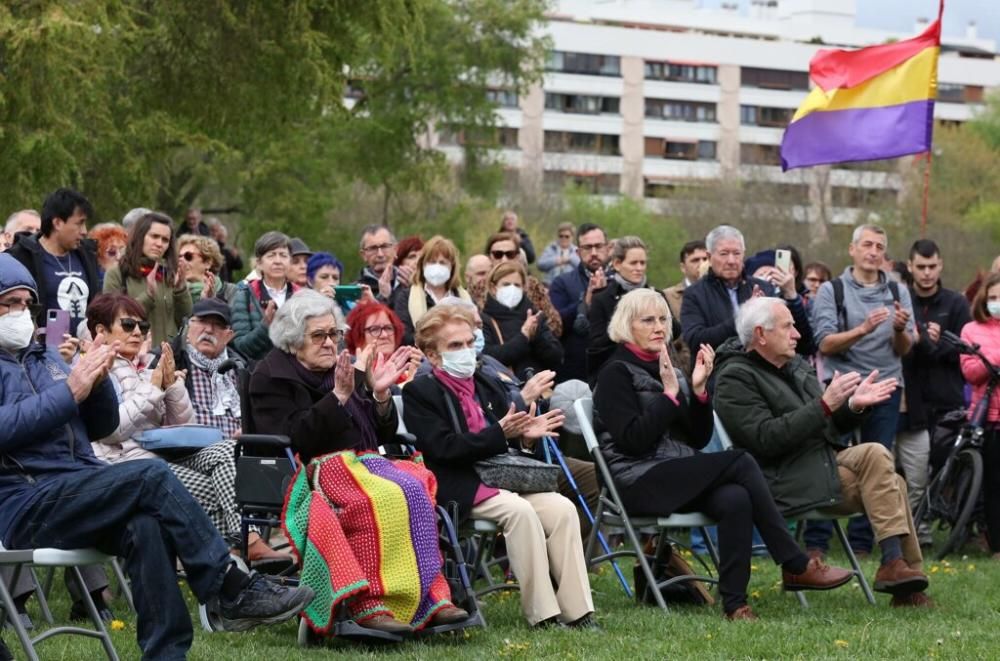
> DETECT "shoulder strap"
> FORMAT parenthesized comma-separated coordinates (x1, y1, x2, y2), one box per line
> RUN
(489, 317, 504, 345)
(888, 280, 900, 302)
(832, 277, 846, 331)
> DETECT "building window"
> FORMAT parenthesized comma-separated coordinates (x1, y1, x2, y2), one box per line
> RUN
(645, 99, 717, 122)
(831, 187, 898, 208)
(547, 51, 621, 76)
(440, 126, 519, 149)
(741, 67, 809, 91)
(740, 143, 782, 165)
(645, 138, 716, 161)
(486, 89, 519, 108)
(938, 83, 984, 104)
(645, 61, 717, 84)
(544, 171, 620, 195)
(740, 105, 794, 127)
(545, 93, 620, 115)
(744, 182, 810, 205)
(544, 131, 620, 156)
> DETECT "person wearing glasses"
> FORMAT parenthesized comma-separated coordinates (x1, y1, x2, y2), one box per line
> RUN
(85, 293, 289, 565)
(249, 290, 471, 635)
(345, 301, 423, 389)
(177, 234, 238, 304)
(548, 223, 610, 383)
(537, 222, 580, 285)
(104, 211, 193, 344)
(89, 223, 128, 289)
(355, 224, 413, 305)
(472, 231, 563, 339)
(230, 231, 299, 360)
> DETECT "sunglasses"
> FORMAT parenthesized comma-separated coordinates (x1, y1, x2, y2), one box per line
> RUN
(308, 328, 343, 345)
(180, 251, 198, 261)
(119, 318, 151, 334)
(490, 249, 519, 260)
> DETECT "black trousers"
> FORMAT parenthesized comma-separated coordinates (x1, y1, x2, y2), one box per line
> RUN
(625, 452, 806, 613)
(983, 428, 1000, 552)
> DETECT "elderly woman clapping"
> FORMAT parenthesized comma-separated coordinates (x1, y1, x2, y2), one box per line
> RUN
(249, 289, 469, 636)
(592, 289, 853, 620)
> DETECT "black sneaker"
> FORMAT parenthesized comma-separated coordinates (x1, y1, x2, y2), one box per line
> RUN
(0, 636, 13, 661)
(218, 572, 314, 632)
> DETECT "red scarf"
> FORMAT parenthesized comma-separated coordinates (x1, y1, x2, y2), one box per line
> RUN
(624, 342, 659, 363)
(138, 263, 164, 281)
(432, 367, 487, 433)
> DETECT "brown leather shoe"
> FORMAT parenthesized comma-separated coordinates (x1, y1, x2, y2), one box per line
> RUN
(873, 558, 929, 595)
(782, 557, 853, 591)
(890, 591, 933, 608)
(429, 606, 469, 626)
(359, 614, 414, 634)
(725, 605, 758, 621)
(805, 547, 825, 562)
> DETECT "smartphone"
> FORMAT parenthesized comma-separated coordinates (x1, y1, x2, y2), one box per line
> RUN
(334, 285, 363, 306)
(45, 309, 71, 348)
(775, 249, 792, 274)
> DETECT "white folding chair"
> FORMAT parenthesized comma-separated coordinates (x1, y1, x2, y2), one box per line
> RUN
(0, 542, 120, 661)
(574, 397, 719, 611)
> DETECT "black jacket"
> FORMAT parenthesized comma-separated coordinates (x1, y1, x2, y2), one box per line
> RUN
(902, 285, 972, 429)
(7, 233, 101, 330)
(681, 268, 815, 369)
(402, 372, 511, 521)
(586, 280, 670, 385)
(482, 295, 563, 380)
(515, 228, 536, 265)
(548, 263, 593, 382)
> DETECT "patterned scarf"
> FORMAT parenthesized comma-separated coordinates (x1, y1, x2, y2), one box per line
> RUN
(432, 367, 486, 433)
(185, 345, 241, 417)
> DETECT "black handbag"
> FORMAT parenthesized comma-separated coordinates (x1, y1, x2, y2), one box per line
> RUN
(475, 451, 560, 493)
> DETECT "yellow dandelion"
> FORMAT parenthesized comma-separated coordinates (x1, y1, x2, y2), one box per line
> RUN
(834, 639, 849, 648)
(967, 564, 976, 572)
(929, 565, 940, 574)
(110, 620, 126, 631)
(706, 633, 713, 640)
(750, 564, 759, 572)
(750, 590, 761, 599)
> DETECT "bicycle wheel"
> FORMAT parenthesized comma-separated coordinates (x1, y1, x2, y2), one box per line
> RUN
(936, 449, 983, 561)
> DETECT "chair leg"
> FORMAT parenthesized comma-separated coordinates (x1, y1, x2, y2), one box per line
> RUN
(623, 515, 669, 611)
(32, 568, 54, 625)
(70, 566, 119, 661)
(831, 520, 876, 605)
(701, 527, 721, 573)
(109, 558, 135, 614)
(0, 570, 39, 661)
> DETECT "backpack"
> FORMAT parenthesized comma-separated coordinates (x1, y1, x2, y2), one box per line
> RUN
(831, 277, 900, 333)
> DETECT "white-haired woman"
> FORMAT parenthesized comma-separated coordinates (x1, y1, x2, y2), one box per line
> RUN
(592, 289, 852, 621)
(249, 290, 469, 636)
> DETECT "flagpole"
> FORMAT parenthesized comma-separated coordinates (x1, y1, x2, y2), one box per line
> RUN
(920, 150, 933, 237)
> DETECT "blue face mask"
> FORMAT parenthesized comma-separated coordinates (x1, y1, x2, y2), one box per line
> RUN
(473, 328, 485, 354)
(988, 301, 1000, 320)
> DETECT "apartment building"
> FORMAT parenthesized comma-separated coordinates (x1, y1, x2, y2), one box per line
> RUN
(436, 0, 1000, 222)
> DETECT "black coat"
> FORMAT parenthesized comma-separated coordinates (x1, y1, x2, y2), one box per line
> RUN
(680, 268, 815, 370)
(902, 285, 972, 429)
(402, 372, 511, 521)
(548, 263, 592, 382)
(586, 280, 670, 386)
(482, 295, 563, 380)
(392, 285, 464, 347)
(248, 348, 396, 463)
(7, 233, 101, 330)
(593, 344, 731, 516)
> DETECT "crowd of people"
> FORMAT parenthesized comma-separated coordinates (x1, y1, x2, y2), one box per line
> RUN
(2, 187, 999, 657)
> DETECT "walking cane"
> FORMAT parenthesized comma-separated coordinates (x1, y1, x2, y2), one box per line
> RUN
(542, 435, 632, 596)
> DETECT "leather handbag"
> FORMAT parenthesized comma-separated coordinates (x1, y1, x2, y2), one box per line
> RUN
(475, 451, 560, 493)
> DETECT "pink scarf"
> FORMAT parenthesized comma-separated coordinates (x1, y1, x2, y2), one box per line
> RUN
(432, 367, 487, 433)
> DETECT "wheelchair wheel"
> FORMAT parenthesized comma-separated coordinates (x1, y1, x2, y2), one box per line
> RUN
(936, 449, 983, 561)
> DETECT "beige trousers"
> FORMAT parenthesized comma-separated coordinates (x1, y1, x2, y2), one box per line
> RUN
(820, 443, 923, 569)
(471, 489, 594, 625)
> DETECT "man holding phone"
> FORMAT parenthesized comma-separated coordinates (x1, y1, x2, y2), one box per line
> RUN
(8, 188, 101, 340)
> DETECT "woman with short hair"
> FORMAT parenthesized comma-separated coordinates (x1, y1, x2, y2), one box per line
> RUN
(177, 234, 237, 303)
(230, 231, 299, 360)
(249, 290, 469, 635)
(593, 289, 853, 620)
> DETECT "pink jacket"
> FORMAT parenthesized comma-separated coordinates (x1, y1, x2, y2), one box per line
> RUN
(960, 319, 1000, 423)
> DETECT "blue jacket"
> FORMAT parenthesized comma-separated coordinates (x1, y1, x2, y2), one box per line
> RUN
(548, 263, 594, 383)
(0, 255, 120, 544)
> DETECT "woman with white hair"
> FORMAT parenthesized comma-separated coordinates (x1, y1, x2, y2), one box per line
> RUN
(593, 289, 853, 621)
(248, 290, 470, 636)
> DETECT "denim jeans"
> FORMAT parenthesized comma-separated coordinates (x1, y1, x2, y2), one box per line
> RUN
(6, 460, 232, 661)
(804, 389, 902, 553)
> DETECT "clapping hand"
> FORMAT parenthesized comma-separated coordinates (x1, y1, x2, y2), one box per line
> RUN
(377, 266, 394, 300)
(850, 370, 897, 409)
(368, 346, 410, 397)
(66, 333, 117, 402)
(262, 300, 277, 327)
(521, 403, 565, 440)
(861, 307, 891, 334)
(332, 350, 355, 405)
(521, 309, 540, 340)
(521, 369, 556, 405)
(892, 301, 910, 333)
(659, 346, 680, 398)
(690, 344, 714, 396)
(821, 370, 862, 411)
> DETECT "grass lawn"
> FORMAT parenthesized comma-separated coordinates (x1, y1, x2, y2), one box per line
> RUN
(12, 537, 1000, 660)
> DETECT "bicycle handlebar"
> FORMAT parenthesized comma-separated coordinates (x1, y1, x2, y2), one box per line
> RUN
(942, 330, 1000, 380)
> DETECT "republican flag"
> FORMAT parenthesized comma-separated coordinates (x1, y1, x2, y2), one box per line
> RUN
(780, 2, 943, 171)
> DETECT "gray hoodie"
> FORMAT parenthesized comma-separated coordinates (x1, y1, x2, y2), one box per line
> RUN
(810, 266, 915, 382)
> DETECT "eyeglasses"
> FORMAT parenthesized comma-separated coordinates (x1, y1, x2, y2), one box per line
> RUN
(308, 328, 344, 345)
(0, 298, 38, 315)
(490, 249, 519, 260)
(578, 242, 606, 253)
(637, 315, 669, 328)
(364, 325, 395, 338)
(119, 318, 151, 334)
(180, 251, 199, 261)
(362, 243, 395, 255)
(105, 248, 122, 259)
(558, 234, 572, 239)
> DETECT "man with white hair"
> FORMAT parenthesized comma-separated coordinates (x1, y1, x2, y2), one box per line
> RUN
(680, 224, 813, 372)
(713, 297, 931, 607)
(2, 210, 41, 250)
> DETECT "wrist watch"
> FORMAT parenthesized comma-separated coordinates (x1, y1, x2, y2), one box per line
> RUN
(847, 396, 866, 414)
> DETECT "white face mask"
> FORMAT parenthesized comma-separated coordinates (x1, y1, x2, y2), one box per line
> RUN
(473, 328, 485, 353)
(0, 309, 36, 352)
(495, 284, 524, 309)
(440, 347, 477, 379)
(423, 263, 451, 287)
(988, 301, 1000, 320)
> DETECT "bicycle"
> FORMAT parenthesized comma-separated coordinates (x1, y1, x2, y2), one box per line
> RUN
(914, 330, 1000, 560)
